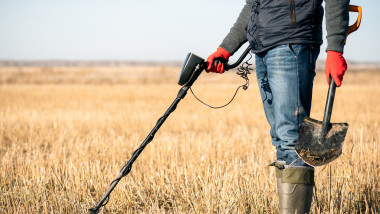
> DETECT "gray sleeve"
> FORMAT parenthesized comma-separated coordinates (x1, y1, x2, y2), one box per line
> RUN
(325, 0, 350, 53)
(220, 0, 251, 55)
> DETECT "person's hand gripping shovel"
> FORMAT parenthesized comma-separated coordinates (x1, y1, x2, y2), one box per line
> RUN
(295, 5, 362, 166)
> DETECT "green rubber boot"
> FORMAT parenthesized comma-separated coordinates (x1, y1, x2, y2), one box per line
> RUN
(278, 167, 314, 214)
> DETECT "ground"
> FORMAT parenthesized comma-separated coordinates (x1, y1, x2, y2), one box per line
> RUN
(0, 66, 379, 213)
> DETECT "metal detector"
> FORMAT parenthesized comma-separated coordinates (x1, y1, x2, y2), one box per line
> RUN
(89, 46, 252, 213)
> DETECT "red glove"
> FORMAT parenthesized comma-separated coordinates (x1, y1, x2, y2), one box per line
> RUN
(206, 47, 231, 73)
(325, 51, 347, 87)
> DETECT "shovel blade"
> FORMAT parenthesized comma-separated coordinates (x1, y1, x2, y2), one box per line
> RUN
(295, 117, 348, 166)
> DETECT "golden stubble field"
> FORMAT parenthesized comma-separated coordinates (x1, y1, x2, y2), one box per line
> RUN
(0, 66, 379, 213)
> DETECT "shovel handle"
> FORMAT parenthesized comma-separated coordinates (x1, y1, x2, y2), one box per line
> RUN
(347, 5, 362, 36)
(320, 4, 362, 141)
(345, 5, 362, 44)
(320, 77, 336, 142)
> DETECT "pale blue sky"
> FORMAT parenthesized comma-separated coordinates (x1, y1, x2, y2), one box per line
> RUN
(0, 0, 378, 62)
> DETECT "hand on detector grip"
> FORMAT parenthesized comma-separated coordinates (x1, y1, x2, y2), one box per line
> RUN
(206, 47, 230, 73)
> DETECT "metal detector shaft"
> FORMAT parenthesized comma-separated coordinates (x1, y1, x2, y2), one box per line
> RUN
(89, 64, 205, 213)
(89, 47, 251, 213)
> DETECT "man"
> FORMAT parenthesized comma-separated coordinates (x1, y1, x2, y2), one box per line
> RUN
(206, 0, 349, 213)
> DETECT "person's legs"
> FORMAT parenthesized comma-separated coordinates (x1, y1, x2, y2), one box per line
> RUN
(256, 44, 320, 213)
(255, 51, 285, 163)
(265, 44, 319, 167)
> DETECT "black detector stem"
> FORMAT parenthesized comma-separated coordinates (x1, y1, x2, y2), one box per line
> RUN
(88, 63, 205, 213)
(89, 46, 251, 213)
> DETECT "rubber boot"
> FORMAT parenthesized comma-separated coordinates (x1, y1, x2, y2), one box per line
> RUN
(278, 167, 314, 214)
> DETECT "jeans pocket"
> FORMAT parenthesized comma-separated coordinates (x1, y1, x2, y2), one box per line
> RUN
(287, 44, 297, 58)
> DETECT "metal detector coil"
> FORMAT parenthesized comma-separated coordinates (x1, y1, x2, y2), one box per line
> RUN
(178, 53, 205, 86)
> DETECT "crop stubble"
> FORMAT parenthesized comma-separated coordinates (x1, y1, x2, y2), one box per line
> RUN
(0, 67, 379, 213)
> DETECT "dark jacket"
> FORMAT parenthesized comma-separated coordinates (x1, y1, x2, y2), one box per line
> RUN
(220, 0, 350, 55)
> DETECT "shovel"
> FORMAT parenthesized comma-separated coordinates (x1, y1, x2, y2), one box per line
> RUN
(295, 78, 348, 166)
(295, 5, 362, 166)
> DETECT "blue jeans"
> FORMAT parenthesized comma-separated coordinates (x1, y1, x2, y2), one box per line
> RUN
(255, 44, 320, 168)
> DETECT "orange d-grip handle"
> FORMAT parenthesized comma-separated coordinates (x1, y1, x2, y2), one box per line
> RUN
(347, 5, 362, 36)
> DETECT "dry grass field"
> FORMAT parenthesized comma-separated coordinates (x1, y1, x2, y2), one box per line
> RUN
(0, 65, 379, 213)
